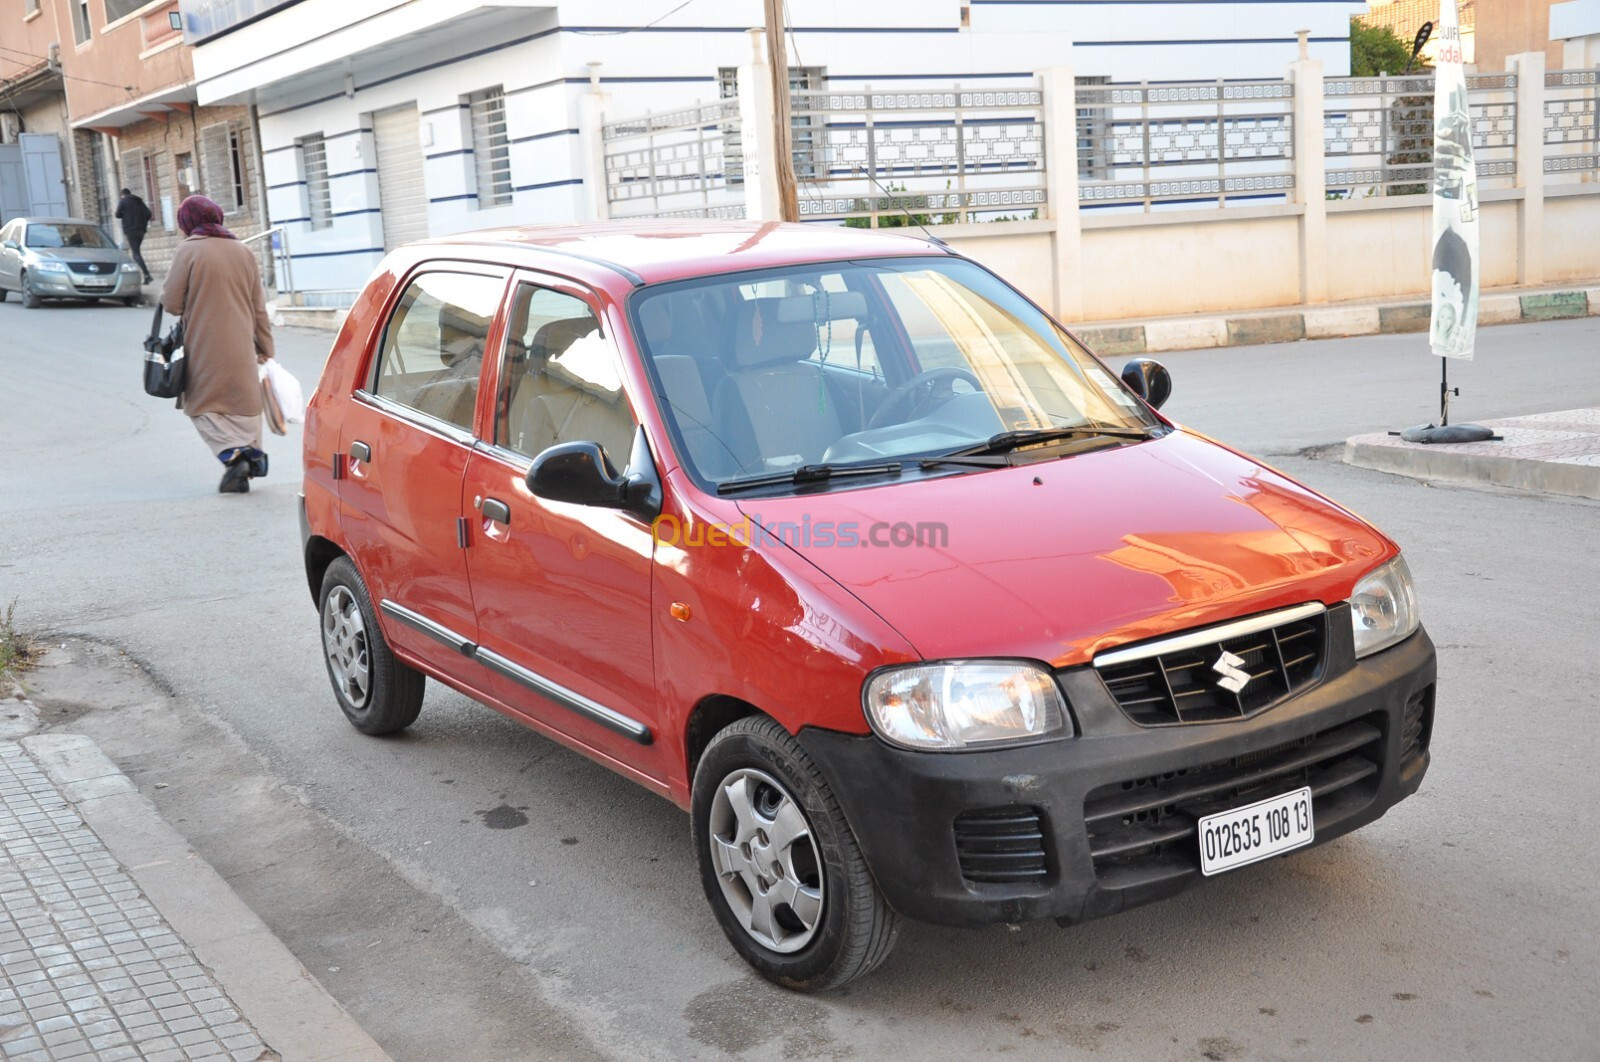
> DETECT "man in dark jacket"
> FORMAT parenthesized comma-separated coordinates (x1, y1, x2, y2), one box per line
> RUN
(114, 187, 153, 283)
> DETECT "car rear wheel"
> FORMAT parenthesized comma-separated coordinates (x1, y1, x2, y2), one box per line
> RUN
(692, 716, 900, 991)
(20, 272, 40, 309)
(318, 556, 424, 735)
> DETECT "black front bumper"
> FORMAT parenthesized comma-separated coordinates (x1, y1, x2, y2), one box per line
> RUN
(797, 621, 1435, 929)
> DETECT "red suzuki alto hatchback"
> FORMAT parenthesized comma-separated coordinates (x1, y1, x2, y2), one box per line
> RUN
(301, 221, 1434, 990)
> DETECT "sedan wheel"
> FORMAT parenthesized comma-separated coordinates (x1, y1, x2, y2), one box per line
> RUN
(692, 716, 900, 990)
(317, 557, 425, 735)
(20, 272, 40, 309)
(707, 768, 825, 953)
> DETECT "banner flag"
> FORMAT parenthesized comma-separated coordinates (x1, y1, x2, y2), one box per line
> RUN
(1429, 0, 1480, 359)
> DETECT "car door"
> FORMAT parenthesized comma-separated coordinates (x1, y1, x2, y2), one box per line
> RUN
(460, 274, 664, 779)
(0, 222, 18, 289)
(337, 265, 508, 679)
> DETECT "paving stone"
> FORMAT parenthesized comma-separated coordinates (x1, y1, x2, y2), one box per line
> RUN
(1226, 313, 1305, 345)
(1520, 291, 1588, 320)
(1378, 303, 1431, 333)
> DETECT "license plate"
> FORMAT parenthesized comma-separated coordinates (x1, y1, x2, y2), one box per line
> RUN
(1197, 786, 1313, 876)
(80, 280, 112, 288)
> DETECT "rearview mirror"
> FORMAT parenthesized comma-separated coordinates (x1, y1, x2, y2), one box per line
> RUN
(1121, 358, 1172, 410)
(525, 427, 661, 520)
(1, 240, 17, 252)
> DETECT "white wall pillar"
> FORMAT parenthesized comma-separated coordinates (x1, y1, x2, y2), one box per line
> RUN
(578, 63, 611, 222)
(1288, 32, 1328, 304)
(1510, 51, 1546, 285)
(738, 28, 783, 223)
(1039, 66, 1084, 321)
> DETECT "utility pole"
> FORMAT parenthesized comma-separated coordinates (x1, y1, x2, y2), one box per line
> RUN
(762, 0, 800, 221)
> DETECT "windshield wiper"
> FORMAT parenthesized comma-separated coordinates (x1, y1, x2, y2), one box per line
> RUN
(717, 461, 903, 495)
(938, 425, 1156, 460)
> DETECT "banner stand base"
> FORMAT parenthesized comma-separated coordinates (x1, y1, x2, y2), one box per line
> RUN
(1387, 423, 1501, 444)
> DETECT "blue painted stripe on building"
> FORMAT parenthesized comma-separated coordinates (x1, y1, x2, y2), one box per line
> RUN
(262, 144, 298, 155)
(290, 247, 387, 260)
(422, 103, 471, 116)
(511, 178, 584, 192)
(275, 216, 312, 225)
(1076, 36, 1349, 45)
(268, 180, 307, 190)
(562, 25, 961, 34)
(332, 208, 383, 217)
(511, 128, 580, 144)
(327, 128, 371, 140)
(329, 168, 378, 179)
(975, 0, 1357, 5)
(827, 72, 1035, 81)
(426, 148, 474, 160)
(430, 193, 479, 203)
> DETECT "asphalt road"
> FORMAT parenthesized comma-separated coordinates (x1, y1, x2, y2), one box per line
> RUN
(2, 298, 1597, 1061)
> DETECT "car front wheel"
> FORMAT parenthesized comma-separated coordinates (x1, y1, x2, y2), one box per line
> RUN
(318, 556, 425, 735)
(20, 272, 40, 309)
(692, 716, 900, 991)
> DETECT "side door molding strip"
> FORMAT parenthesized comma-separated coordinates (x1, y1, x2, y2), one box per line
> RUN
(378, 600, 653, 745)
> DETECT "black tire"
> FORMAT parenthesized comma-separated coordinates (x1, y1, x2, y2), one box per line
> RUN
(318, 556, 425, 735)
(692, 716, 900, 991)
(20, 272, 40, 309)
(0, 286, 8, 302)
(122, 297, 140, 307)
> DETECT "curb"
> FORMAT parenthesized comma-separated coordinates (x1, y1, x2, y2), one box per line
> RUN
(17, 732, 392, 1062)
(1075, 286, 1600, 355)
(1343, 409, 1600, 500)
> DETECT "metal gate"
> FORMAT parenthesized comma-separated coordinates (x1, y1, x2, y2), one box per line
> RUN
(372, 105, 428, 250)
(20, 133, 68, 216)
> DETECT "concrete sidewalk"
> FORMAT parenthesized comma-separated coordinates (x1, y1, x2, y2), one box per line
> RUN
(1072, 283, 1600, 356)
(1345, 407, 1600, 500)
(0, 694, 388, 1062)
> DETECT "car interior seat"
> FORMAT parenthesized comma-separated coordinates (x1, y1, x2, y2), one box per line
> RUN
(503, 315, 600, 458)
(710, 297, 839, 474)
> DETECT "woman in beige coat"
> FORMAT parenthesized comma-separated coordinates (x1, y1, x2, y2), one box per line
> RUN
(161, 195, 277, 493)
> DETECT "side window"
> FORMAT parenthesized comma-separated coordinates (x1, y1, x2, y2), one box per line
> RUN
(496, 283, 636, 464)
(371, 271, 503, 433)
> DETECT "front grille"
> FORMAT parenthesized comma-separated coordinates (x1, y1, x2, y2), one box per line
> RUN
(1401, 685, 1433, 762)
(1096, 610, 1327, 725)
(953, 806, 1049, 884)
(1083, 715, 1383, 884)
(66, 261, 112, 275)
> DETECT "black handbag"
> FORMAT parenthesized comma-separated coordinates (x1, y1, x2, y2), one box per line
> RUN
(143, 304, 186, 399)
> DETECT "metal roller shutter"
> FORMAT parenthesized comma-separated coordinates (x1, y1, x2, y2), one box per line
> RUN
(373, 104, 429, 250)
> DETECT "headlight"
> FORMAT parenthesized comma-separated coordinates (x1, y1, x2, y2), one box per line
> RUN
(120, 262, 140, 273)
(864, 661, 1069, 751)
(35, 260, 68, 273)
(1349, 555, 1419, 658)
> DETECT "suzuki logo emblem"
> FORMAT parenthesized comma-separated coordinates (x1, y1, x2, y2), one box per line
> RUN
(1212, 650, 1252, 694)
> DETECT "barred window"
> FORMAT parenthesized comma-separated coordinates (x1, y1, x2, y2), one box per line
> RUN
(300, 134, 332, 229)
(716, 66, 824, 181)
(1076, 76, 1112, 181)
(466, 87, 512, 207)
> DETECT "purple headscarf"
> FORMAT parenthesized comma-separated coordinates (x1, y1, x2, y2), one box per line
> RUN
(176, 195, 237, 240)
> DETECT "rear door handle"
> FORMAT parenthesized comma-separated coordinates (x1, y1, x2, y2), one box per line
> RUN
(349, 440, 372, 463)
(479, 497, 511, 526)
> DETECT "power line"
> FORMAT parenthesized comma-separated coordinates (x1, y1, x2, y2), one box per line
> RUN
(0, 45, 135, 95)
(569, 0, 700, 36)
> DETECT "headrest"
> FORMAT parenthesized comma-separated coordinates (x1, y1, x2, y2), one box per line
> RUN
(729, 298, 817, 368)
(530, 316, 597, 361)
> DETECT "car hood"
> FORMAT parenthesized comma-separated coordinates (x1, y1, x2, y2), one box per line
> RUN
(31, 247, 123, 264)
(735, 431, 1393, 668)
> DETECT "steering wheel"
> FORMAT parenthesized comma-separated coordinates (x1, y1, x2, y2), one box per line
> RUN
(868, 366, 982, 429)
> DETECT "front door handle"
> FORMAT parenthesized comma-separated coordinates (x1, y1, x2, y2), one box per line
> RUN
(349, 440, 372, 463)
(479, 497, 511, 526)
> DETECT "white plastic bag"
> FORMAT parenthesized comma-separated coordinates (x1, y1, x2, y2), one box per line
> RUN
(261, 360, 305, 423)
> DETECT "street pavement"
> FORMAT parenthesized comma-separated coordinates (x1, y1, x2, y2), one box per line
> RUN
(1, 299, 1598, 1061)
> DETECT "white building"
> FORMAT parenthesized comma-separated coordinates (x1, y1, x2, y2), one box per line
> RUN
(184, 0, 1364, 294)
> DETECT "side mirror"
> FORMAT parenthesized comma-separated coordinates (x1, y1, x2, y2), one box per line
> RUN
(2, 240, 17, 251)
(1121, 357, 1172, 410)
(525, 426, 661, 520)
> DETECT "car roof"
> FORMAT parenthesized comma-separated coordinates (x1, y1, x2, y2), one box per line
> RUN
(417, 220, 951, 286)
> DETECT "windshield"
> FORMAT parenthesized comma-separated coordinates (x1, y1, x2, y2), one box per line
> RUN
(25, 224, 115, 250)
(631, 256, 1157, 489)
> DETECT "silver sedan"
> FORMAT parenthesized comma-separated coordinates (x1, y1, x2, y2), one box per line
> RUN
(0, 217, 144, 308)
